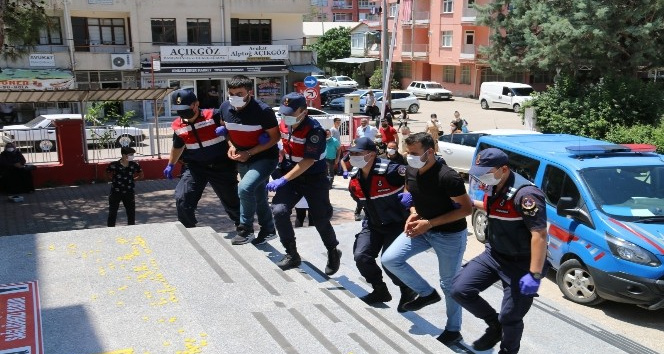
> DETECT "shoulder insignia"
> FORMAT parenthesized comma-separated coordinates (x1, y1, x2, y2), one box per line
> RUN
(398, 165, 407, 176)
(521, 196, 538, 216)
(310, 135, 320, 144)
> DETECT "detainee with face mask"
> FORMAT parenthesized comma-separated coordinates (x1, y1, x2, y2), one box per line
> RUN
(106, 146, 143, 227)
(267, 92, 342, 275)
(163, 89, 241, 230)
(382, 132, 472, 347)
(219, 75, 281, 245)
(346, 137, 418, 310)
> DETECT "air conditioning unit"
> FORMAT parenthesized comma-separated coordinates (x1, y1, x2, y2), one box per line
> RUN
(110, 53, 133, 70)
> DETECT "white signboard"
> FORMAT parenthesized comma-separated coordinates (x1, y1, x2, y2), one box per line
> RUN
(0, 69, 74, 91)
(29, 54, 55, 67)
(160, 45, 289, 63)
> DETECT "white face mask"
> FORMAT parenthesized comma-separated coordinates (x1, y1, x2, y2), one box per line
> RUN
(349, 154, 370, 168)
(6, 148, 15, 152)
(477, 170, 502, 186)
(406, 150, 429, 169)
(127, 155, 134, 161)
(228, 95, 247, 108)
(386, 148, 396, 155)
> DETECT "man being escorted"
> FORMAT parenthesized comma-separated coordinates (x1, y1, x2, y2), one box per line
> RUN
(267, 93, 342, 275)
(164, 89, 241, 229)
(451, 148, 547, 354)
(382, 132, 472, 346)
(347, 137, 417, 310)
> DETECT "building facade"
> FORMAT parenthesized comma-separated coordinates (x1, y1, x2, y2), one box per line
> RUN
(308, 0, 377, 22)
(0, 0, 313, 122)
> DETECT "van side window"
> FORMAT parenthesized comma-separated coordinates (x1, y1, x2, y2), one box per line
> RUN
(543, 165, 581, 207)
(478, 143, 540, 182)
(502, 87, 511, 95)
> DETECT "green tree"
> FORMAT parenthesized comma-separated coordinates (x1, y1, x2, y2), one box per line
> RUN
(311, 27, 351, 74)
(477, 0, 664, 79)
(0, 0, 50, 61)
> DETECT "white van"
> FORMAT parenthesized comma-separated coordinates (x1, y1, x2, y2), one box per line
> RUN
(479, 82, 534, 113)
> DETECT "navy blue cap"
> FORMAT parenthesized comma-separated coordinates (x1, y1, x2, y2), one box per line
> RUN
(349, 137, 377, 152)
(171, 89, 198, 110)
(279, 92, 307, 116)
(469, 148, 509, 176)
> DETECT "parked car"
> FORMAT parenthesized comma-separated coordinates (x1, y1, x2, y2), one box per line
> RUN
(328, 89, 378, 111)
(272, 107, 347, 130)
(320, 87, 356, 107)
(479, 81, 534, 113)
(437, 129, 541, 174)
(469, 134, 664, 310)
(327, 76, 358, 88)
(406, 80, 453, 101)
(1, 114, 145, 150)
(375, 91, 420, 113)
(311, 74, 331, 86)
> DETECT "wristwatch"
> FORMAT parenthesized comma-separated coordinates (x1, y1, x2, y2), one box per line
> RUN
(530, 271, 543, 280)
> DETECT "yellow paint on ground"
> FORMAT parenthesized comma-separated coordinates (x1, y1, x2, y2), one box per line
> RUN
(96, 349, 134, 354)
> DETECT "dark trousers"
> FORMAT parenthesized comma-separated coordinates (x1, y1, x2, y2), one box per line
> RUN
(0, 167, 34, 194)
(451, 248, 534, 354)
(175, 162, 241, 228)
(353, 222, 406, 287)
(325, 159, 336, 186)
(108, 191, 136, 227)
(272, 173, 338, 249)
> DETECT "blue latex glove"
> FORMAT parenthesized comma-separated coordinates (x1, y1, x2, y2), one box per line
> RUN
(163, 163, 175, 180)
(215, 126, 228, 137)
(267, 177, 288, 192)
(258, 132, 270, 145)
(519, 273, 541, 295)
(342, 171, 349, 179)
(398, 192, 413, 209)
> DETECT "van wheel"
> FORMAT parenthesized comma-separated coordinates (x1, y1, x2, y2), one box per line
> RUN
(480, 99, 489, 109)
(556, 259, 605, 306)
(408, 104, 419, 113)
(513, 104, 521, 113)
(472, 209, 488, 243)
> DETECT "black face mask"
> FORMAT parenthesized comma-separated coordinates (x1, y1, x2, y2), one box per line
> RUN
(177, 109, 196, 119)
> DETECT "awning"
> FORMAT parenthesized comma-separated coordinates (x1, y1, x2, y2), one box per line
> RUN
(328, 57, 379, 64)
(288, 64, 324, 74)
(0, 88, 175, 103)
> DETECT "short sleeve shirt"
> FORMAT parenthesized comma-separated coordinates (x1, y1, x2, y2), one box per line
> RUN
(356, 125, 378, 140)
(325, 137, 341, 160)
(106, 160, 142, 194)
(220, 98, 279, 161)
(513, 185, 547, 231)
(406, 158, 467, 232)
(380, 125, 397, 143)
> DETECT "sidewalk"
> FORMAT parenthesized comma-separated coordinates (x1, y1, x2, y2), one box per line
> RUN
(0, 176, 359, 237)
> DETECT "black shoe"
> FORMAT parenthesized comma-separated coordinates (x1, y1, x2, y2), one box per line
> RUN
(324, 248, 342, 275)
(472, 319, 502, 351)
(397, 287, 418, 313)
(402, 289, 441, 312)
(294, 220, 304, 228)
(231, 225, 253, 245)
(276, 253, 301, 270)
(437, 330, 463, 345)
(360, 283, 392, 304)
(251, 228, 276, 245)
(354, 213, 362, 221)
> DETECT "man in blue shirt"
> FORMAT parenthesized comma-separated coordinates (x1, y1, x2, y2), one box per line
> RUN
(324, 129, 341, 188)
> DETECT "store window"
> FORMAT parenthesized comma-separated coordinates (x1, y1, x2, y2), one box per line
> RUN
(39, 17, 63, 45)
(395, 62, 412, 78)
(231, 19, 272, 45)
(187, 18, 211, 45)
(151, 18, 176, 44)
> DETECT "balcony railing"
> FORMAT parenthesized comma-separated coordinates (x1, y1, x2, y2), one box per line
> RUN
(401, 44, 429, 58)
(332, 1, 353, 9)
(74, 44, 132, 54)
(402, 11, 430, 25)
(460, 44, 476, 59)
(462, 6, 478, 22)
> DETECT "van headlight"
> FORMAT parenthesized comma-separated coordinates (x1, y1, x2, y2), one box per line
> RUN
(605, 233, 661, 266)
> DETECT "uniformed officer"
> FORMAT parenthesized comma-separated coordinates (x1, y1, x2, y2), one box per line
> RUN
(347, 137, 417, 310)
(163, 89, 241, 229)
(451, 148, 548, 354)
(267, 92, 342, 275)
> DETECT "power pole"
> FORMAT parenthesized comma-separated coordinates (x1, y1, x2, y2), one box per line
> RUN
(381, 0, 388, 85)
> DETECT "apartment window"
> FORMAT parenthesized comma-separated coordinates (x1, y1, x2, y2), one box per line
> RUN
(351, 33, 365, 49)
(187, 19, 211, 44)
(358, 0, 371, 8)
(311, 0, 328, 5)
(442, 0, 454, 13)
(441, 31, 453, 47)
(334, 13, 353, 21)
(468, 0, 475, 7)
(389, 4, 398, 17)
(396, 62, 412, 78)
(151, 18, 176, 44)
(231, 19, 272, 45)
(39, 17, 63, 45)
(443, 66, 456, 83)
(460, 65, 471, 84)
(72, 17, 127, 51)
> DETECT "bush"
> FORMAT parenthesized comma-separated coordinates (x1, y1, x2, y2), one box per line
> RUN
(604, 123, 664, 154)
(369, 67, 400, 89)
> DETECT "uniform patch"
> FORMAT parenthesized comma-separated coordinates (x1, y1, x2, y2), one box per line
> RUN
(397, 165, 407, 176)
(521, 196, 538, 216)
(310, 135, 320, 144)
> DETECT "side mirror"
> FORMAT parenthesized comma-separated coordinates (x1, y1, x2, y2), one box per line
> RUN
(556, 197, 592, 225)
(508, 92, 513, 97)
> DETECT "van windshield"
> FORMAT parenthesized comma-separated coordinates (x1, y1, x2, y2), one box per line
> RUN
(511, 87, 534, 96)
(580, 166, 664, 221)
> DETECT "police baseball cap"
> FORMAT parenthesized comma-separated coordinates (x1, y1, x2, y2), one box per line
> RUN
(171, 89, 198, 110)
(279, 92, 307, 116)
(468, 148, 509, 176)
(349, 137, 377, 153)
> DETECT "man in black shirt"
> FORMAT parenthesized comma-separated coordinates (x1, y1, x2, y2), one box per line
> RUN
(106, 147, 144, 227)
(381, 132, 472, 346)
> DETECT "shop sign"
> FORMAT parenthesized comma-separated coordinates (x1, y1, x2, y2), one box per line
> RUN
(0, 281, 43, 353)
(141, 65, 287, 74)
(0, 69, 74, 91)
(29, 54, 55, 67)
(160, 45, 289, 63)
